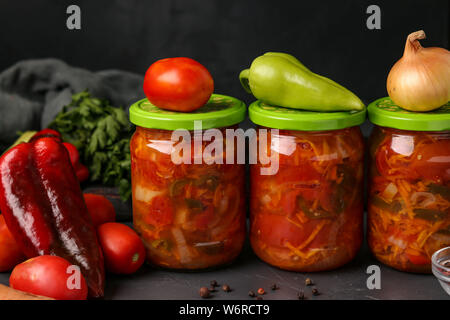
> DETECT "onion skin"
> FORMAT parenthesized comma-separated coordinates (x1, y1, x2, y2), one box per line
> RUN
(387, 30, 450, 112)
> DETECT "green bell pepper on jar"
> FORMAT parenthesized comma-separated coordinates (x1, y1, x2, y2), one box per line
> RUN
(239, 52, 365, 112)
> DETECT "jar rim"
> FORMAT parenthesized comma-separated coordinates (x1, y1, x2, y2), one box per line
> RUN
(248, 100, 366, 131)
(129, 94, 246, 130)
(368, 97, 450, 132)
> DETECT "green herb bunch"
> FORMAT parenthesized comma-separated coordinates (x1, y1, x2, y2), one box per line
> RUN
(49, 91, 134, 200)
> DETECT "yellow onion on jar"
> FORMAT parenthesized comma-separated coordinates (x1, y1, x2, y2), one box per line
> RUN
(387, 30, 450, 112)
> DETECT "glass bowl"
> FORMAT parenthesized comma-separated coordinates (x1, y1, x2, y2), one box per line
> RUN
(432, 246, 450, 296)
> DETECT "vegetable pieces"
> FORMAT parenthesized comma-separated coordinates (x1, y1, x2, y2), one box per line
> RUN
(49, 91, 133, 200)
(131, 127, 246, 270)
(250, 127, 364, 272)
(368, 127, 450, 273)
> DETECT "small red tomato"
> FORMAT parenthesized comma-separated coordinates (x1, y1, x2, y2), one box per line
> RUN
(63, 142, 80, 166)
(75, 163, 90, 182)
(10, 255, 88, 300)
(143, 57, 214, 112)
(97, 223, 145, 274)
(83, 194, 116, 227)
(0, 215, 25, 272)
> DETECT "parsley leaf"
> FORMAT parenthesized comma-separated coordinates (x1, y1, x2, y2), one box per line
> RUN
(49, 90, 133, 201)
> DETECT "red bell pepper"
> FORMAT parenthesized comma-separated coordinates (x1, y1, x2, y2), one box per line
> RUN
(29, 129, 90, 183)
(0, 137, 104, 298)
(29, 128, 62, 142)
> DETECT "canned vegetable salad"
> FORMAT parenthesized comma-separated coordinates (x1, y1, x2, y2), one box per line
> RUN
(248, 101, 366, 272)
(129, 94, 247, 270)
(367, 97, 450, 273)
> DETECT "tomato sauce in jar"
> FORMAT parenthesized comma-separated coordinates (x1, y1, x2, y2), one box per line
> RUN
(129, 94, 246, 270)
(368, 98, 450, 273)
(249, 101, 366, 272)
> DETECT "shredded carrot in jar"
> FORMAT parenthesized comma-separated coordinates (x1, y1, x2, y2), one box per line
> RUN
(368, 127, 450, 273)
(131, 127, 246, 270)
(250, 127, 364, 272)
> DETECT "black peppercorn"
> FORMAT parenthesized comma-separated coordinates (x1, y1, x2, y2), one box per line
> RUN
(199, 286, 210, 298)
(248, 290, 256, 297)
(270, 283, 279, 290)
(210, 280, 218, 287)
(222, 284, 231, 292)
(312, 287, 320, 296)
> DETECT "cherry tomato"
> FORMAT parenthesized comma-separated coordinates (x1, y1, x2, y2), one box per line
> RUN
(62, 142, 80, 166)
(62, 142, 89, 182)
(75, 163, 89, 182)
(10, 255, 88, 300)
(83, 194, 116, 227)
(97, 223, 145, 274)
(143, 57, 214, 112)
(146, 195, 174, 227)
(0, 215, 25, 272)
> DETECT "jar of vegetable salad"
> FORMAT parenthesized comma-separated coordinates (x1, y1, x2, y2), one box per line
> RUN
(367, 98, 450, 273)
(248, 102, 366, 272)
(129, 94, 247, 270)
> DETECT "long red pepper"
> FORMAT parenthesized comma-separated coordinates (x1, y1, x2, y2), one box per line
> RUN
(0, 137, 104, 298)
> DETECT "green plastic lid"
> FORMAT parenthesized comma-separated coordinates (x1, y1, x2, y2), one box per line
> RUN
(368, 97, 450, 131)
(248, 101, 366, 131)
(129, 94, 246, 130)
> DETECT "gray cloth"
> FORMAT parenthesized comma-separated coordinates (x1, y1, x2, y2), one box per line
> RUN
(0, 58, 144, 149)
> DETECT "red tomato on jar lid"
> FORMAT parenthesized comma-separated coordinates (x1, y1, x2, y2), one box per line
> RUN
(143, 57, 214, 112)
(9, 255, 88, 300)
(97, 223, 146, 274)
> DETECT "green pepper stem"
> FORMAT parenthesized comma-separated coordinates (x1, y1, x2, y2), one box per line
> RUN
(239, 69, 252, 94)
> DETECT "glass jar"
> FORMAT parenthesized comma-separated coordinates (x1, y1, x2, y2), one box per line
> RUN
(129, 94, 246, 270)
(368, 98, 450, 273)
(249, 101, 366, 272)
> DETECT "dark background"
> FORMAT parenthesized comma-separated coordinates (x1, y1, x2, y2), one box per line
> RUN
(0, 1, 449, 301)
(0, 0, 448, 106)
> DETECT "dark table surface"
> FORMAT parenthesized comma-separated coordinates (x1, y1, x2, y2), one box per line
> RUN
(1, 232, 448, 300)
